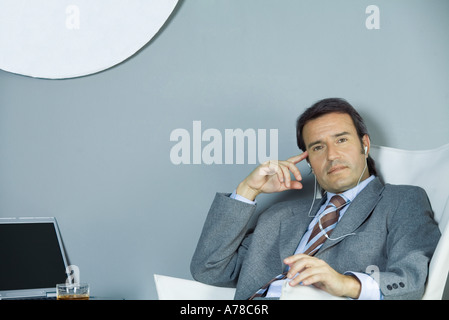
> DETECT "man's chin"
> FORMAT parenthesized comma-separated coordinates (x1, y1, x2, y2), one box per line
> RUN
(322, 177, 356, 194)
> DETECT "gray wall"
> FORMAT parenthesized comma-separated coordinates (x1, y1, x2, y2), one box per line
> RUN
(1, 0, 448, 299)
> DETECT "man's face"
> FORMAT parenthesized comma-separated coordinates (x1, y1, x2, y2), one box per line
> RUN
(302, 112, 370, 194)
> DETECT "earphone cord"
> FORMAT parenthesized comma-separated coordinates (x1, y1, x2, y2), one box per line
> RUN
(307, 174, 318, 218)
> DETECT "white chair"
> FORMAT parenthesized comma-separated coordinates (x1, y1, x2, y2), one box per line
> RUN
(369, 143, 449, 300)
(154, 143, 449, 300)
(153, 274, 236, 300)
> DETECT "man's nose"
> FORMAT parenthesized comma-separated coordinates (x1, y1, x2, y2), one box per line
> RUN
(326, 145, 340, 161)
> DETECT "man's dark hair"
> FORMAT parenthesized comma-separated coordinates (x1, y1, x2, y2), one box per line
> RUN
(296, 98, 377, 176)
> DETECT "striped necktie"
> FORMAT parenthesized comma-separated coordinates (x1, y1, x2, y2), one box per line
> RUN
(303, 194, 348, 255)
(248, 194, 349, 300)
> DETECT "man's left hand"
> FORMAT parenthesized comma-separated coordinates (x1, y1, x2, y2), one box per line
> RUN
(283, 254, 361, 299)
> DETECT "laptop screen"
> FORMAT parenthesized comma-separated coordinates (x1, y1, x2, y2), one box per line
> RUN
(0, 221, 68, 291)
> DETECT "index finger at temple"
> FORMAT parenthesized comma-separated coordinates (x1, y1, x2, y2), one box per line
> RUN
(287, 151, 308, 164)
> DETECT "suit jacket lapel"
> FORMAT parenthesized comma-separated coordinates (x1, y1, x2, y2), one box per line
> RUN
(279, 198, 323, 262)
(316, 177, 385, 256)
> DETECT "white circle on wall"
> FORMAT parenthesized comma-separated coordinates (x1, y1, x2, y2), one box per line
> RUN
(0, 0, 179, 79)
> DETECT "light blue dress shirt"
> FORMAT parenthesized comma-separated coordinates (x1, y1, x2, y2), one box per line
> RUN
(230, 175, 382, 300)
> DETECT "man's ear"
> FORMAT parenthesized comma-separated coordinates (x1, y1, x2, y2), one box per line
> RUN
(362, 134, 370, 157)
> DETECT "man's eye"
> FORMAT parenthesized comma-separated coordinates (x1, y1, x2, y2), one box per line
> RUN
(338, 138, 348, 143)
(313, 146, 323, 152)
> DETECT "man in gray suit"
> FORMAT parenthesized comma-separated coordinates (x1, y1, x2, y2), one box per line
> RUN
(191, 98, 440, 300)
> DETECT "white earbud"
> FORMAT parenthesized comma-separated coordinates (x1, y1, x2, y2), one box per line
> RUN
(307, 162, 314, 173)
(364, 146, 368, 154)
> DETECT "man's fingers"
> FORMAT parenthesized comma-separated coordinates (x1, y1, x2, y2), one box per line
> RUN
(289, 269, 323, 287)
(286, 151, 308, 181)
(280, 165, 291, 187)
(285, 254, 313, 277)
(258, 153, 308, 188)
(283, 160, 302, 182)
(284, 253, 308, 266)
(287, 151, 309, 164)
(258, 160, 279, 176)
(289, 180, 304, 190)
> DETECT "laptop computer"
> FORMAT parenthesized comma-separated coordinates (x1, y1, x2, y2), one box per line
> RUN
(0, 217, 69, 300)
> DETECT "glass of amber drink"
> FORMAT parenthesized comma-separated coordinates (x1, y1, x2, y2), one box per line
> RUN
(56, 283, 90, 300)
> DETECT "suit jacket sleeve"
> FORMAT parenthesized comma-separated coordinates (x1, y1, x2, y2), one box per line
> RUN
(380, 185, 441, 299)
(190, 193, 257, 287)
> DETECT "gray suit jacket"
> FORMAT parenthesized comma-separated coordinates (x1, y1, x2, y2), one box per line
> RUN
(190, 178, 441, 300)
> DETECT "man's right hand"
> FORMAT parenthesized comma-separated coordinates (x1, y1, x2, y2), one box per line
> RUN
(235, 151, 309, 201)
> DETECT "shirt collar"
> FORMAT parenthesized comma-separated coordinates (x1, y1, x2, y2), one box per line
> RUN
(325, 175, 375, 204)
